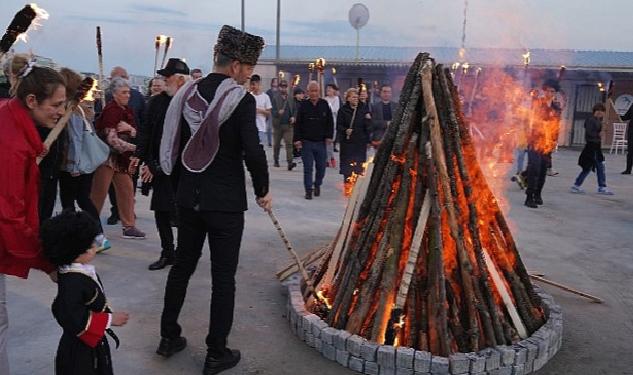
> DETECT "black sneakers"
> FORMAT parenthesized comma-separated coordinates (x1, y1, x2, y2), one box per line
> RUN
(203, 348, 241, 375)
(156, 336, 187, 357)
(524, 193, 538, 208)
(305, 190, 313, 200)
(148, 257, 173, 271)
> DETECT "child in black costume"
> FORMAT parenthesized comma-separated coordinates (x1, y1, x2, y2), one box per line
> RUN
(41, 210, 129, 374)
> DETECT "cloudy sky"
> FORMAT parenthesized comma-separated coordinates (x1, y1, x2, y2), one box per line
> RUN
(2, 0, 631, 75)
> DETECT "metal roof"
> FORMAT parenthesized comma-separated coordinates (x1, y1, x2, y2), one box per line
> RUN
(260, 46, 633, 70)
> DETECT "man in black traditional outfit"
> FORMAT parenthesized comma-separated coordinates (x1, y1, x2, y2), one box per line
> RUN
(156, 25, 271, 375)
(137, 58, 191, 271)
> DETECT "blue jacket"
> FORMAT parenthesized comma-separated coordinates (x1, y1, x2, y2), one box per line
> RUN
(63, 113, 86, 174)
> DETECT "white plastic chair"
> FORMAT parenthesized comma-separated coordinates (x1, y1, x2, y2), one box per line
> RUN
(610, 122, 628, 154)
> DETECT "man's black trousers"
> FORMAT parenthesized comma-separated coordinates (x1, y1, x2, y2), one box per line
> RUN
(160, 207, 244, 350)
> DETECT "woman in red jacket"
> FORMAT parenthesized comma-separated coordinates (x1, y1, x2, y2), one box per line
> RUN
(0, 61, 64, 374)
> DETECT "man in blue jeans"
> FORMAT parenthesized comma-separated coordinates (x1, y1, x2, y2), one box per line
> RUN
(293, 81, 334, 199)
(571, 103, 614, 195)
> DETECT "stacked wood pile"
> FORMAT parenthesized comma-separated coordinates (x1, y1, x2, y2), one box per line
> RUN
(307, 53, 545, 356)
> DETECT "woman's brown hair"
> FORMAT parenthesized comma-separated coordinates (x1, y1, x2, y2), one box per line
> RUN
(58, 67, 83, 99)
(15, 66, 66, 105)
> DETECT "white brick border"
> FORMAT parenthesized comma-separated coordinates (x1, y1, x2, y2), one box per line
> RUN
(284, 275, 562, 374)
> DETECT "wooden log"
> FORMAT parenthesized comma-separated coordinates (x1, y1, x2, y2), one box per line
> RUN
(371, 134, 418, 344)
(437, 67, 506, 344)
(359, 53, 427, 221)
(421, 59, 479, 352)
(444, 68, 544, 333)
(328, 78, 423, 328)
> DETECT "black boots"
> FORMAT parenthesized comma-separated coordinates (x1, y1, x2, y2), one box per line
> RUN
(314, 185, 321, 197)
(156, 336, 187, 357)
(203, 348, 241, 375)
(305, 189, 313, 200)
(524, 193, 538, 208)
(288, 162, 296, 171)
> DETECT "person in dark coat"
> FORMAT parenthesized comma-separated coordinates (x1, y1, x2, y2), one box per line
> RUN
(156, 25, 271, 375)
(371, 84, 398, 147)
(620, 101, 633, 174)
(41, 210, 129, 375)
(137, 58, 190, 270)
(337, 88, 371, 185)
(524, 79, 562, 208)
(570, 103, 614, 194)
(293, 81, 334, 199)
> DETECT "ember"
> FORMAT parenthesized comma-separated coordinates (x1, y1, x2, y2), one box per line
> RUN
(306, 53, 545, 356)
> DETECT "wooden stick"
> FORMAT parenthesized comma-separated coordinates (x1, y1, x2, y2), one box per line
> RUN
(36, 102, 76, 164)
(396, 192, 430, 308)
(267, 210, 314, 296)
(276, 246, 327, 280)
(482, 247, 528, 338)
(530, 274, 603, 304)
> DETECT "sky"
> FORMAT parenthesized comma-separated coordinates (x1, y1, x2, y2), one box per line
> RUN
(2, 0, 632, 76)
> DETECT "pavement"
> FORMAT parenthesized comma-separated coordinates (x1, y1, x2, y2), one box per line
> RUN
(6, 148, 633, 375)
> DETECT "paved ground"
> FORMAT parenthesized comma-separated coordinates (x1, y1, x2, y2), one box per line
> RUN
(6, 148, 633, 375)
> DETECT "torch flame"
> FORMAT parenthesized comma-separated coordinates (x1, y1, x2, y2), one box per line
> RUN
(331, 67, 337, 75)
(451, 62, 461, 71)
(522, 50, 531, 66)
(292, 74, 301, 87)
(462, 62, 470, 75)
(157, 35, 168, 44)
(278, 70, 285, 79)
(16, 4, 50, 44)
(83, 79, 99, 102)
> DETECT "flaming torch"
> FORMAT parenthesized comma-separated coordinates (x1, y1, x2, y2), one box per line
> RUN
(38, 77, 98, 164)
(331, 67, 338, 87)
(160, 36, 173, 69)
(292, 74, 301, 88)
(153, 35, 167, 75)
(96, 26, 105, 107)
(308, 62, 315, 82)
(315, 57, 326, 97)
(0, 4, 49, 61)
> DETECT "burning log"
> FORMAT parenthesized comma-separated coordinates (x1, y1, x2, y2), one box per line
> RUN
(310, 53, 544, 357)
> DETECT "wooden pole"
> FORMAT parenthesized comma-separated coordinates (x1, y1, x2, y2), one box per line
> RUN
(267, 210, 315, 296)
(96, 26, 104, 108)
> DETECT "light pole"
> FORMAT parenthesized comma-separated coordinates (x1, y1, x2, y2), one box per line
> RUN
(275, 0, 281, 65)
(241, 0, 245, 31)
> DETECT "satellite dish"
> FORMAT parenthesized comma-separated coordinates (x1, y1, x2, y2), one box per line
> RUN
(348, 3, 370, 30)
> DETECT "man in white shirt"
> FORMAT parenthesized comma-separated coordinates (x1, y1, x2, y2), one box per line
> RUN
(249, 74, 272, 145)
(324, 83, 342, 163)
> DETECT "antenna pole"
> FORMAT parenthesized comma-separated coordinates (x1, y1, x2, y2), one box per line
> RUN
(355, 28, 360, 64)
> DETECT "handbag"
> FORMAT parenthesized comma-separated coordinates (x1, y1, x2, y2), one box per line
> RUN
(77, 107, 110, 174)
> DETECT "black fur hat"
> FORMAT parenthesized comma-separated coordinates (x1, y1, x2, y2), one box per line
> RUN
(41, 210, 100, 266)
(213, 25, 265, 66)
